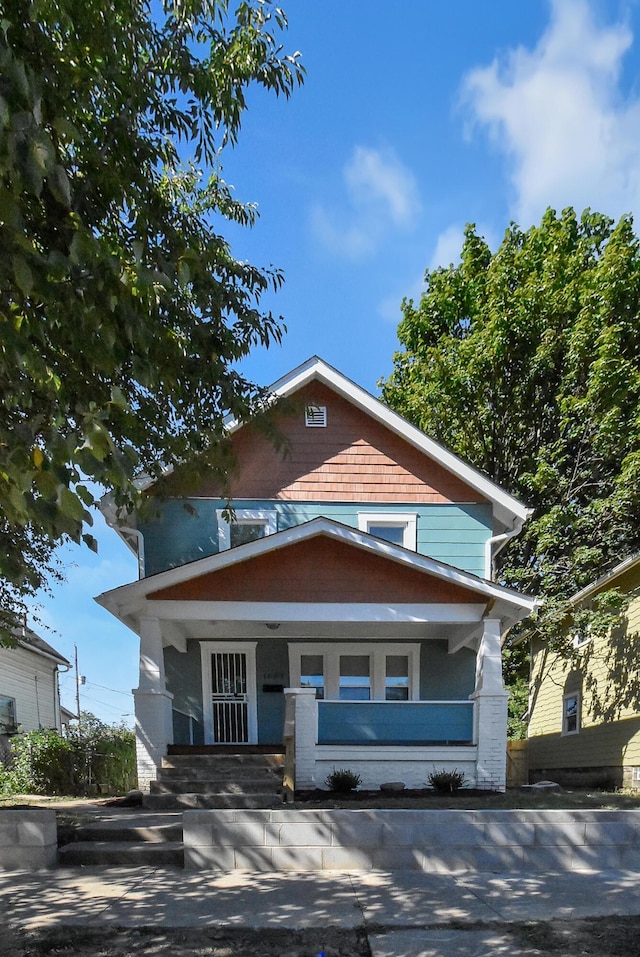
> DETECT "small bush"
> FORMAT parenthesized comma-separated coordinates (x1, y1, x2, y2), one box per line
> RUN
(325, 768, 362, 793)
(428, 768, 466, 792)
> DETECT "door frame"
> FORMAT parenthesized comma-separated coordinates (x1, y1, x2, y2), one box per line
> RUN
(200, 641, 258, 744)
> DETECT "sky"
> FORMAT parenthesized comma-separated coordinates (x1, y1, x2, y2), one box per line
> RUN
(27, 0, 640, 725)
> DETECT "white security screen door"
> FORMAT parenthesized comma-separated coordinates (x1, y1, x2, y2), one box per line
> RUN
(201, 642, 258, 744)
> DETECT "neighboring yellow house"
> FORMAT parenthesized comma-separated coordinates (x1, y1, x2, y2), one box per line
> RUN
(528, 553, 640, 790)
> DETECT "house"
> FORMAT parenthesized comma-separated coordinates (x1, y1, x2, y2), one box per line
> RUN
(97, 357, 538, 793)
(0, 628, 70, 761)
(528, 553, 640, 790)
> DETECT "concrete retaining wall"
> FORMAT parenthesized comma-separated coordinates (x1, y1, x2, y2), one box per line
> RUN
(183, 808, 640, 872)
(0, 809, 57, 870)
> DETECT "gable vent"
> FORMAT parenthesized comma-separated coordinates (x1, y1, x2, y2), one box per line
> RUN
(305, 405, 327, 427)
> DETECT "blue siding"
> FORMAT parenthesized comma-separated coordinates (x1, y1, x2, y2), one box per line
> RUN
(142, 499, 492, 578)
(318, 700, 474, 745)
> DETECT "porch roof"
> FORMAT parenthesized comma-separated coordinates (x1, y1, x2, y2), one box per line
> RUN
(96, 518, 538, 649)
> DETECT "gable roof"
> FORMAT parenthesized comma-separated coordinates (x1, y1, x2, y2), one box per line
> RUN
(8, 626, 70, 666)
(96, 516, 539, 632)
(225, 357, 530, 533)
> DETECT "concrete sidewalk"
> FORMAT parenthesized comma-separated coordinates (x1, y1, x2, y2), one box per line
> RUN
(2, 866, 640, 956)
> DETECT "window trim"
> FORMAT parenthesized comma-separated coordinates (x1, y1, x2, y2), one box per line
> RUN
(289, 642, 420, 701)
(216, 509, 277, 551)
(562, 691, 581, 736)
(0, 695, 17, 733)
(358, 512, 417, 550)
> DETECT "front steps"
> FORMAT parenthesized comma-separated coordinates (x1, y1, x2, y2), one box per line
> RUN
(143, 751, 286, 810)
(58, 751, 286, 866)
(58, 816, 184, 867)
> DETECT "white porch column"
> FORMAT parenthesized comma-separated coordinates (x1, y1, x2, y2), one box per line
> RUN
(283, 688, 318, 789)
(470, 618, 509, 791)
(133, 617, 174, 791)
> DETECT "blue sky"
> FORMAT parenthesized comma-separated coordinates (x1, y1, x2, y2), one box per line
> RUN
(29, 0, 640, 724)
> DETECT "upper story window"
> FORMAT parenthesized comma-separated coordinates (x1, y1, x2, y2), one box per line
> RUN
(358, 512, 417, 551)
(216, 509, 277, 551)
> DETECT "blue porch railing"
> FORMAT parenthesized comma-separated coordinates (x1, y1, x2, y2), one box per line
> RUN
(317, 700, 474, 746)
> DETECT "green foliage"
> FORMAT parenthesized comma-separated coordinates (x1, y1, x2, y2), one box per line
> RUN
(0, 712, 136, 796)
(325, 768, 362, 793)
(427, 768, 467, 792)
(381, 207, 640, 661)
(0, 0, 304, 642)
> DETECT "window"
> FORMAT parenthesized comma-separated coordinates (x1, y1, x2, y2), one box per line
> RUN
(339, 655, 371, 700)
(300, 654, 325, 699)
(289, 643, 420, 700)
(217, 509, 277, 551)
(358, 512, 417, 550)
(562, 692, 580, 735)
(0, 696, 16, 732)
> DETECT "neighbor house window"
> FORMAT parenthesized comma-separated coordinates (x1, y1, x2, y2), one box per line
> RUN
(289, 643, 420, 701)
(216, 509, 277, 551)
(562, 692, 580, 735)
(358, 512, 417, 550)
(0, 696, 16, 732)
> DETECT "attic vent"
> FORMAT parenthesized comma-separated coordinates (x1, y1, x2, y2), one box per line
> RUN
(305, 405, 327, 427)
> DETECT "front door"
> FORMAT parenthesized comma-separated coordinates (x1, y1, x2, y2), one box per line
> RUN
(200, 642, 258, 744)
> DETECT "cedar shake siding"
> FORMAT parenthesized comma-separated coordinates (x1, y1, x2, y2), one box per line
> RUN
(193, 383, 488, 504)
(148, 535, 485, 605)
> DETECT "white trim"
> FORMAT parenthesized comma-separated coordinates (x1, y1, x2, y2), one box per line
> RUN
(562, 690, 580, 736)
(358, 512, 417, 550)
(216, 508, 277, 551)
(226, 357, 530, 528)
(200, 641, 258, 744)
(305, 404, 327, 427)
(120, 599, 488, 623)
(289, 641, 420, 701)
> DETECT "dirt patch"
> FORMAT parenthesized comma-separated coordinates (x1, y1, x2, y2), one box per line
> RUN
(291, 787, 640, 810)
(4, 918, 640, 957)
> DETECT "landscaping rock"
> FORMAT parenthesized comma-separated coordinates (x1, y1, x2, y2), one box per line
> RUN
(379, 782, 405, 792)
(520, 780, 562, 792)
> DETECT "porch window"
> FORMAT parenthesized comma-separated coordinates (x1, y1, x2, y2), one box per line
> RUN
(562, 692, 580, 735)
(289, 643, 420, 701)
(216, 509, 277, 551)
(339, 655, 371, 701)
(300, 654, 325, 699)
(358, 512, 417, 550)
(385, 655, 409, 700)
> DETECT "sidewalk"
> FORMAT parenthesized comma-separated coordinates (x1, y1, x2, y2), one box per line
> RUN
(2, 865, 640, 956)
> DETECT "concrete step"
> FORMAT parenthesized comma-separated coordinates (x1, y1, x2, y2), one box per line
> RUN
(58, 840, 184, 867)
(143, 791, 283, 810)
(69, 823, 183, 843)
(157, 766, 283, 782)
(150, 779, 282, 795)
(161, 754, 284, 769)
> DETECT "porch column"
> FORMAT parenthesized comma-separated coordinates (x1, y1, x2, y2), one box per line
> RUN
(470, 618, 509, 791)
(133, 617, 174, 791)
(283, 688, 318, 789)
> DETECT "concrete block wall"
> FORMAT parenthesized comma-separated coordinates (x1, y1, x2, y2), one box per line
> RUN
(0, 809, 57, 870)
(183, 808, 640, 872)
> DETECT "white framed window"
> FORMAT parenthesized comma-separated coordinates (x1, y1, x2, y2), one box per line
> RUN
(0, 695, 17, 732)
(562, 692, 580, 735)
(572, 628, 591, 650)
(358, 512, 417, 550)
(216, 509, 277, 551)
(289, 643, 420, 701)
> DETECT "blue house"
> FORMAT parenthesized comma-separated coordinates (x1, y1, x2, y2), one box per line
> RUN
(98, 358, 537, 792)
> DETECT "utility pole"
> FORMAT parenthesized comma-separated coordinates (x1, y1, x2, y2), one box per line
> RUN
(74, 644, 82, 730)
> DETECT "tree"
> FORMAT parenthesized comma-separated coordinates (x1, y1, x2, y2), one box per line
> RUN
(381, 208, 640, 720)
(0, 0, 304, 642)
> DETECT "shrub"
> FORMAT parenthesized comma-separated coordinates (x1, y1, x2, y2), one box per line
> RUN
(325, 768, 362, 793)
(428, 768, 467, 792)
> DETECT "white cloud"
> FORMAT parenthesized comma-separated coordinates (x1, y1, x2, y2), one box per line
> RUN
(429, 224, 465, 270)
(311, 146, 420, 258)
(462, 0, 640, 226)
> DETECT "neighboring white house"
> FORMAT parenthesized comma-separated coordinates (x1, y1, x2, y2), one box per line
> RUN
(0, 629, 71, 758)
